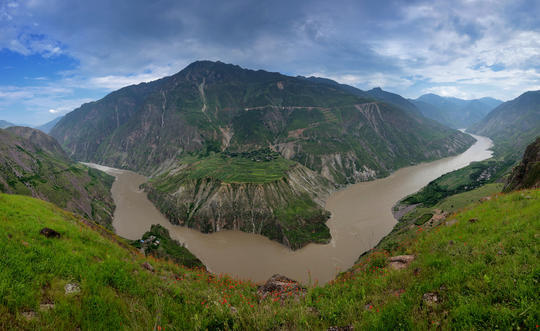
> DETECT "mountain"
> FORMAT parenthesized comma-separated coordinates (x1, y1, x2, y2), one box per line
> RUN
(469, 90, 540, 158)
(504, 137, 540, 192)
(36, 116, 64, 134)
(50, 60, 475, 247)
(0, 120, 15, 128)
(411, 94, 502, 129)
(366, 87, 421, 115)
(0, 126, 115, 228)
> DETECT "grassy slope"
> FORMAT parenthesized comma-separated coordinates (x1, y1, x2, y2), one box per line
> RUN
(1, 188, 538, 329)
(400, 183, 503, 225)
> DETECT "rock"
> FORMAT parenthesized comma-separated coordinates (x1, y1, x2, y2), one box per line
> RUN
(39, 303, 55, 311)
(22, 311, 37, 321)
(327, 326, 353, 331)
(388, 255, 415, 270)
(257, 274, 306, 301)
(64, 283, 81, 295)
(423, 292, 439, 306)
(468, 218, 479, 223)
(445, 219, 458, 226)
(142, 262, 154, 272)
(39, 227, 61, 238)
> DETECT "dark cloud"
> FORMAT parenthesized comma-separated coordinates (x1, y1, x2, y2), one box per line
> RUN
(0, 0, 538, 125)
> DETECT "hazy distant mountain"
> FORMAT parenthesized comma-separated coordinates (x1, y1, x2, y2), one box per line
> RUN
(50, 60, 474, 248)
(0, 120, 15, 129)
(411, 94, 502, 129)
(35, 116, 64, 133)
(469, 90, 540, 158)
(0, 126, 115, 228)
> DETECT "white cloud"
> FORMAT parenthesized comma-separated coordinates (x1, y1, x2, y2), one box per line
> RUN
(48, 108, 58, 114)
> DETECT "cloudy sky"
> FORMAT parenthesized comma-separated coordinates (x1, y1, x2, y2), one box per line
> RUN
(1, 0, 539, 125)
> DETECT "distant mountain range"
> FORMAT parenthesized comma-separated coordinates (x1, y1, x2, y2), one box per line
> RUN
(469, 90, 540, 158)
(0, 120, 15, 129)
(0, 126, 115, 228)
(36, 116, 64, 133)
(410, 94, 502, 129)
(49, 60, 475, 248)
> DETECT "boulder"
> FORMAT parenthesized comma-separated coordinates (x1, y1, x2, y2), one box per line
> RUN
(388, 255, 415, 270)
(142, 262, 154, 272)
(423, 292, 439, 306)
(257, 274, 305, 301)
(64, 283, 80, 295)
(39, 227, 61, 238)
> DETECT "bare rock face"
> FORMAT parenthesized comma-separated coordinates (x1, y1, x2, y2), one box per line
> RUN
(257, 274, 306, 301)
(39, 228, 61, 239)
(388, 255, 415, 270)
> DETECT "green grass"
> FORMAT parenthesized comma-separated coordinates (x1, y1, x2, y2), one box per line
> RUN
(1, 189, 538, 329)
(401, 183, 504, 224)
(155, 151, 295, 187)
(402, 160, 512, 207)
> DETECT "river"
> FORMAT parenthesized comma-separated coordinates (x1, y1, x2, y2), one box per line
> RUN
(86, 133, 492, 285)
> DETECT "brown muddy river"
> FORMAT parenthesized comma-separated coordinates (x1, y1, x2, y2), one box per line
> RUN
(86, 133, 492, 285)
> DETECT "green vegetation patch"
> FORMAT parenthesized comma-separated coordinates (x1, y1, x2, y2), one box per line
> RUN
(402, 160, 513, 207)
(155, 148, 295, 188)
(131, 224, 204, 269)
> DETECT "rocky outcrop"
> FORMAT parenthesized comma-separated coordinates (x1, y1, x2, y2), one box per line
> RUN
(504, 137, 540, 192)
(257, 274, 306, 301)
(145, 163, 334, 249)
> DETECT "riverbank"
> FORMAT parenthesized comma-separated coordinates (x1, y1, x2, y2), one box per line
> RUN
(86, 133, 493, 285)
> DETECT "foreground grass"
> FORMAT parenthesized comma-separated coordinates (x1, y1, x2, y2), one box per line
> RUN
(1, 189, 538, 329)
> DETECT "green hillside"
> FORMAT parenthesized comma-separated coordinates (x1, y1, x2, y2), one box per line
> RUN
(469, 90, 540, 159)
(0, 127, 115, 228)
(1, 187, 537, 329)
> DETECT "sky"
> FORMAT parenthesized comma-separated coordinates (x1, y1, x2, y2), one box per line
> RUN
(0, 0, 539, 125)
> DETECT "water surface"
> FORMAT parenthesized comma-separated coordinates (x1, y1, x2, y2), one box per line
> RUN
(86, 133, 492, 284)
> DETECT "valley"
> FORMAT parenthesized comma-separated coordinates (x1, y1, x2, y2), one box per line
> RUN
(88, 133, 493, 284)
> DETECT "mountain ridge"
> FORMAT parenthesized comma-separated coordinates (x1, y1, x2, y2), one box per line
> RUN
(50, 60, 475, 246)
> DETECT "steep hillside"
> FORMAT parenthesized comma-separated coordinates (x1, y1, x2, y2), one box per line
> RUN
(0, 127, 115, 228)
(504, 137, 540, 192)
(144, 149, 334, 249)
(51, 61, 473, 181)
(50, 61, 474, 246)
(411, 94, 502, 129)
(469, 90, 540, 158)
(366, 87, 421, 115)
(1, 188, 537, 329)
